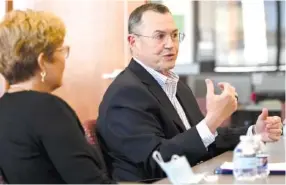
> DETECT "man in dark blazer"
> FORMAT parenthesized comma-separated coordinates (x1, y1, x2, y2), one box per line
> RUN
(96, 3, 283, 182)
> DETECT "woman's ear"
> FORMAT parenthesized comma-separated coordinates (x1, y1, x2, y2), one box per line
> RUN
(37, 52, 46, 72)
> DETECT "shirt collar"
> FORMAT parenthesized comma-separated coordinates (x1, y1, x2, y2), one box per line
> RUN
(133, 57, 179, 97)
(133, 58, 166, 82)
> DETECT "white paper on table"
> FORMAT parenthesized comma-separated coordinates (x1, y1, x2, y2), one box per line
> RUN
(221, 161, 286, 171)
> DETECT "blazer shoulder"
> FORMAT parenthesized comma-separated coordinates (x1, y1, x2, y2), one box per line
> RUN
(98, 69, 158, 117)
(103, 68, 150, 100)
(112, 67, 141, 86)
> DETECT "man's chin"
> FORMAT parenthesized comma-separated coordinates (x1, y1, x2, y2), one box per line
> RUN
(166, 62, 176, 70)
(159, 65, 176, 75)
(157, 60, 176, 71)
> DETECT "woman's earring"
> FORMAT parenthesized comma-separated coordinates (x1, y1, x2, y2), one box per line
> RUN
(41, 71, 46, 83)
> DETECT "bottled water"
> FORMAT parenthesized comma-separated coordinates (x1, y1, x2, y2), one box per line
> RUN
(233, 135, 257, 181)
(254, 135, 269, 178)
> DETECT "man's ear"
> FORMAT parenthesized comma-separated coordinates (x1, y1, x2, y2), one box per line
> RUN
(128, 34, 136, 47)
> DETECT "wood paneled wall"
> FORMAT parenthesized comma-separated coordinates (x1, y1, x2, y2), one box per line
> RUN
(5, 0, 13, 12)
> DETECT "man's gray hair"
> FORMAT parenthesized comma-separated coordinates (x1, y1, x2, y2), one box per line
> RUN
(128, 3, 171, 34)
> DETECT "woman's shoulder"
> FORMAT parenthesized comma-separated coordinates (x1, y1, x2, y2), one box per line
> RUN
(20, 91, 81, 128)
(0, 91, 82, 135)
(31, 91, 69, 107)
(29, 91, 74, 114)
(1, 91, 73, 114)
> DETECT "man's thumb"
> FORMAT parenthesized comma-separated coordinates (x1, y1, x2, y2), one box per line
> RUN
(205, 79, 214, 97)
(259, 108, 268, 120)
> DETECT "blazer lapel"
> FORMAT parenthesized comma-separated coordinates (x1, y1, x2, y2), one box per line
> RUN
(147, 85, 186, 131)
(128, 59, 186, 131)
(176, 81, 205, 127)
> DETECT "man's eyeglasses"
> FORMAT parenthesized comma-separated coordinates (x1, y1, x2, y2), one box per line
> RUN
(132, 32, 185, 44)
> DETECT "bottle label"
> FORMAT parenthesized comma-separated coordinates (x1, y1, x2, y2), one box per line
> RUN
(257, 154, 268, 171)
(234, 156, 257, 170)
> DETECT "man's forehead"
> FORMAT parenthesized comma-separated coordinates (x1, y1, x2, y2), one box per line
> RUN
(140, 11, 176, 32)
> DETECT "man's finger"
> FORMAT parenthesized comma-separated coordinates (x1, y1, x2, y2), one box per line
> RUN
(268, 134, 280, 141)
(219, 83, 236, 96)
(266, 122, 281, 129)
(267, 128, 282, 135)
(258, 108, 269, 121)
(266, 116, 281, 123)
(217, 83, 225, 91)
(205, 79, 214, 98)
(273, 116, 282, 123)
(218, 83, 238, 100)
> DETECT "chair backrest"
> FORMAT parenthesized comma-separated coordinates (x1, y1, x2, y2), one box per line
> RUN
(0, 175, 5, 184)
(82, 119, 112, 179)
(82, 119, 97, 145)
(0, 168, 7, 184)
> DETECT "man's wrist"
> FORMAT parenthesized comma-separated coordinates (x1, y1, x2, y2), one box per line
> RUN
(205, 113, 223, 134)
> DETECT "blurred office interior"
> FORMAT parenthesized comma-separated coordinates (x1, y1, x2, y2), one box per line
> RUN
(0, 0, 285, 127)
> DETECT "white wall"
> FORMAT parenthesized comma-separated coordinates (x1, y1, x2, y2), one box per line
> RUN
(13, 0, 35, 10)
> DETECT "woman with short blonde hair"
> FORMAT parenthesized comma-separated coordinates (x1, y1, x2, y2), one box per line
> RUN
(0, 10, 113, 184)
(0, 9, 67, 89)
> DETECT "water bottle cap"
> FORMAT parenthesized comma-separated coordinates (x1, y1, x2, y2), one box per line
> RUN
(239, 135, 253, 141)
(254, 134, 262, 141)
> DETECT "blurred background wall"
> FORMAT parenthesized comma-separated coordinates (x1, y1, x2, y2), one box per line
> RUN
(1, 0, 285, 127)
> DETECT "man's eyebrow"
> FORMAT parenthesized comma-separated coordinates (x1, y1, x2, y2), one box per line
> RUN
(152, 29, 178, 34)
(171, 29, 179, 33)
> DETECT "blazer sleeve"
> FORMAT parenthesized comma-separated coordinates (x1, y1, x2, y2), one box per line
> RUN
(99, 86, 209, 179)
(214, 126, 248, 149)
(33, 95, 113, 184)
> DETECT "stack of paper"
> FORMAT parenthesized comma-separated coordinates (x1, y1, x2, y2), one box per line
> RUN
(221, 161, 286, 171)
